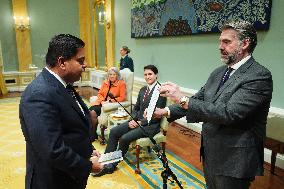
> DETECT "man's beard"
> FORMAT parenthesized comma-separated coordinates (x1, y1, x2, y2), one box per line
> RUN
(221, 46, 242, 65)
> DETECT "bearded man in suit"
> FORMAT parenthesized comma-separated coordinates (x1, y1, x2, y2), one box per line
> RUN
(19, 34, 103, 189)
(154, 20, 273, 189)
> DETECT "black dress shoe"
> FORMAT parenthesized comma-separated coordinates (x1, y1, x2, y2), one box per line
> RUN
(91, 164, 115, 177)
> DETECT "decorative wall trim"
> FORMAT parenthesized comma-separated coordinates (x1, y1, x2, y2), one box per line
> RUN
(88, 69, 107, 88)
(79, 0, 94, 68)
(3, 70, 40, 91)
(3, 68, 93, 91)
(269, 107, 284, 117)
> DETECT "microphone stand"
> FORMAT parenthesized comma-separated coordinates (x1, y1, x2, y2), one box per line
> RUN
(109, 94, 183, 189)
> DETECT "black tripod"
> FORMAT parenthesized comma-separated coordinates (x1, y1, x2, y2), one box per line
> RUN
(153, 140, 183, 189)
(108, 93, 183, 189)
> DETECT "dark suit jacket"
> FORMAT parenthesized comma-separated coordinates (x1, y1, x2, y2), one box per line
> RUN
(19, 68, 93, 189)
(120, 55, 134, 72)
(132, 85, 167, 136)
(168, 57, 273, 178)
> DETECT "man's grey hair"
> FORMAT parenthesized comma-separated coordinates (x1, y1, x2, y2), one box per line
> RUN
(221, 20, 257, 53)
(108, 67, 121, 80)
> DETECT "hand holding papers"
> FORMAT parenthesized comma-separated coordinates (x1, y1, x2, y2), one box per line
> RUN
(98, 150, 123, 165)
(90, 156, 104, 173)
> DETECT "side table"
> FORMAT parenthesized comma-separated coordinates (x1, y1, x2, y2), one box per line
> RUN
(108, 114, 130, 128)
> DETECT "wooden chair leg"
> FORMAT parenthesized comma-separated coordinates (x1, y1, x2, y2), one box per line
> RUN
(100, 125, 106, 145)
(271, 150, 277, 174)
(147, 146, 151, 153)
(135, 145, 141, 174)
(161, 142, 166, 158)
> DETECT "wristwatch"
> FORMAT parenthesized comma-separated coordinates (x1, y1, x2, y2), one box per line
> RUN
(179, 96, 189, 106)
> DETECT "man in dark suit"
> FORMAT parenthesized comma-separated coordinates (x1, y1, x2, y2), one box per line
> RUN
(93, 64, 166, 176)
(120, 46, 134, 72)
(154, 20, 273, 189)
(19, 34, 103, 189)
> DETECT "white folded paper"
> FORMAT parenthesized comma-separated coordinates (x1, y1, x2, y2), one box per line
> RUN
(98, 150, 123, 165)
(146, 83, 161, 124)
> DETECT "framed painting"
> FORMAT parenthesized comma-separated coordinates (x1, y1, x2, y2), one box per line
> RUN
(131, 0, 272, 38)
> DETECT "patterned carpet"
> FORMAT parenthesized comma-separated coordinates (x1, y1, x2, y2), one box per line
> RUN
(0, 97, 205, 189)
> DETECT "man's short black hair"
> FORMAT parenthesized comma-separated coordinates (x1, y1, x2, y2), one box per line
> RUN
(144, 65, 158, 74)
(45, 34, 85, 67)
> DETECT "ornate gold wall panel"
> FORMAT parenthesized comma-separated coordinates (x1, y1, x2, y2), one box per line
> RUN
(92, 0, 115, 70)
(104, 0, 115, 68)
(79, 0, 94, 68)
(11, 0, 33, 72)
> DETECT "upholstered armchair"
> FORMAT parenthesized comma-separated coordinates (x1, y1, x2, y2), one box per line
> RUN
(130, 99, 172, 174)
(131, 116, 169, 174)
(90, 68, 134, 144)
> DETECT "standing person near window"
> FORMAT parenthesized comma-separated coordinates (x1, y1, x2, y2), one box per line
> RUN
(119, 46, 134, 72)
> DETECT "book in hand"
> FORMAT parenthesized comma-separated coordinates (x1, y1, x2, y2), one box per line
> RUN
(98, 150, 123, 165)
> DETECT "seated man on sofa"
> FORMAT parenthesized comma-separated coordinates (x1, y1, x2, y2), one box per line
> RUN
(93, 64, 166, 176)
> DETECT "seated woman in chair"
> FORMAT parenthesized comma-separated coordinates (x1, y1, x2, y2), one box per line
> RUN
(89, 67, 126, 140)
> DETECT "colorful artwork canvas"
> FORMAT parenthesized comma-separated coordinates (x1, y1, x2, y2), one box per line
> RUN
(131, 0, 272, 38)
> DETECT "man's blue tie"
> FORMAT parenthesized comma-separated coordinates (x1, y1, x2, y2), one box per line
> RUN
(219, 67, 234, 89)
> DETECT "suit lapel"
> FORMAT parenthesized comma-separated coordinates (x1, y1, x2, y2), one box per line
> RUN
(203, 67, 226, 102)
(42, 68, 88, 122)
(212, 58, 255, 102)
(212, 68, 226, 98)
(213, 75, 235, 101)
